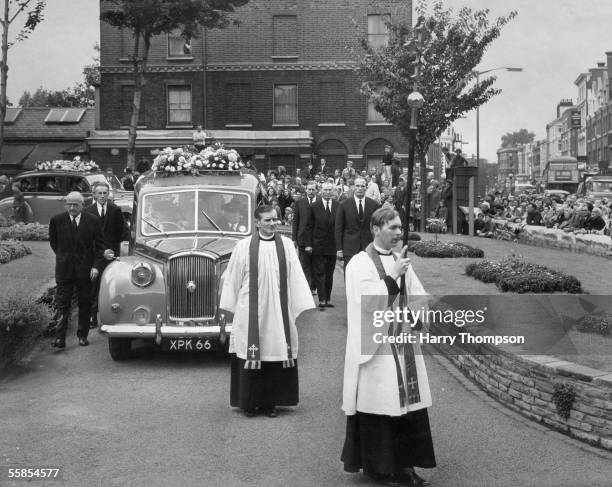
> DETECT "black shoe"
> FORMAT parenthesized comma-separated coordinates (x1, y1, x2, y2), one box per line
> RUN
(78, 337, 89, 346)
(325, 301, 335, 308)
(263, 406, 278, 418)
(243, 409, 257, 418)
(53, 338, 65, 349)
(366, 472, 403, 486)
(318, 302, 326, 310)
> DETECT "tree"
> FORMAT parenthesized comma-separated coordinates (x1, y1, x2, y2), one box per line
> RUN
(501, 129, 535, 148)
(0, 0, 46, 154)
(357, 0, 516, 226)
(101, 0, 250, 169)
(19, 85, 94, 108)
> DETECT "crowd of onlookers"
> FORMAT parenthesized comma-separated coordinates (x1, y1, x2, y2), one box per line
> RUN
(2, 148, 611, 241)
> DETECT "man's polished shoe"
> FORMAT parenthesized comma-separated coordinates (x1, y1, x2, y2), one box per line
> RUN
(243, 409, 257, 418)
(78, 337, 89, 346)
(399, 469, 429, 487)
(318, 302, 326, 310)
(53, 338, 65, 349)
(325, 301, 335, 308)
(365, 472, 403, 486)
(263, 406, 278, 418)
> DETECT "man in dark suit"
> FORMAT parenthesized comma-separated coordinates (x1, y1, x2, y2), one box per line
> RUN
(84, 181, 128, 328)
(310, 182, 339, 309)
(292, 182, 316, 292)
(49, 192, 105, 348)
(335, 177, 380, 268)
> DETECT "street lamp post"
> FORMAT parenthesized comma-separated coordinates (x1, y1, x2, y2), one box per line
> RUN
(403, 90, 425, 245)
(475, 67, 522, 169)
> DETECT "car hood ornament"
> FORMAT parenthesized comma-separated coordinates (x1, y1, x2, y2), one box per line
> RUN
(186, 280, 196, 293)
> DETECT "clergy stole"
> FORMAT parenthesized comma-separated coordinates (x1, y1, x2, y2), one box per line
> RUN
(246, 233, 295, 370)
(365, 244, 421, 408)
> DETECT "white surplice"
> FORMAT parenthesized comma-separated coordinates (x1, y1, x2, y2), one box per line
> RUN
(342, 250, 432, 416)
(219, 235, 315, 361)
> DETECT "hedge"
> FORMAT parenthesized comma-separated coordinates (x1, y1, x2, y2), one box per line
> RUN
(465, 256, 582, 293)
(0, 296, 50, 370)
(0, 223, 49, 241)
(407, 240, 484, 258)
(0, 240, 31, 264)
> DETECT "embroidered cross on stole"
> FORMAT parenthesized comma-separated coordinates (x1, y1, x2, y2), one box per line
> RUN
(365, 244, 421, 408)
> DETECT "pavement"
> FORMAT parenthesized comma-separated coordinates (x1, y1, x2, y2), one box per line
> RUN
(0, 236, 611, 486)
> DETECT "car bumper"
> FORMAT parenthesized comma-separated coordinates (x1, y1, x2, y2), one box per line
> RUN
(100, 314, 231, 343)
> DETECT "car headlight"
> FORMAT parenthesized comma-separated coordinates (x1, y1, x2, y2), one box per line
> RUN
(131, 262, 155, 287)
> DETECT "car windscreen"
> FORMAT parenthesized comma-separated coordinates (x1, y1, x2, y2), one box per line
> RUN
(141, 189, 250, 236)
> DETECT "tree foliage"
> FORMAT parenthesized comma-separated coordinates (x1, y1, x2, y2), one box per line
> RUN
(358, 0, 517, 159)
(500, 129, 535, 148)
(19, 85, 93, 108)
(100, 0, 251, 168)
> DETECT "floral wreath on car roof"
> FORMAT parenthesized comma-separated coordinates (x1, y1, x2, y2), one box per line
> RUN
(34, 156, 100, 172)
(151, 144, 244, 175)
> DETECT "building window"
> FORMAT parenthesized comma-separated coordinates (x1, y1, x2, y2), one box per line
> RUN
(273, 15, 298, 57)
(167, 85, 192, 125)
(319, 82, 344, 123)
(225, 83, 252, 125)
(120, 28, 134, 59)
(368, 14, 390, 49)
(367, 98, 387, 123)
(168, 30, 191, 57)
(274, 84, 298, 125)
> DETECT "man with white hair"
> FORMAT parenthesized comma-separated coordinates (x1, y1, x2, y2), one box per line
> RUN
(49, 192, 105, 349)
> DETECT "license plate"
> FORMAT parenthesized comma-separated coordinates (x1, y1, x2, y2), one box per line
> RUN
(165, 338, 214, 352)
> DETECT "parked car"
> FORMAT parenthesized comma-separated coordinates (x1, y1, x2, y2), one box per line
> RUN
(0, 169, 133, 225)
(98, 169, 261, 361)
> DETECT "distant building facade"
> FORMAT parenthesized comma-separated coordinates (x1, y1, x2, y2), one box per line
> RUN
(92, 0, 413, 173)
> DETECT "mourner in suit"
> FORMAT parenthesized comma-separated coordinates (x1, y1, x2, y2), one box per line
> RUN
(292, 182, 316, 291)
(49, 192, 105, 348)
(310, 182, 339, 309)
(84, 181, 128, 328)
(335, 177, 380, 268)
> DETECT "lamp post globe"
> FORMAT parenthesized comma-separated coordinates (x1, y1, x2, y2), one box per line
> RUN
(407, 91, 425, 109)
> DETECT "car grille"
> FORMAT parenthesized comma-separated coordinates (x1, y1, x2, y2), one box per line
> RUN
(168, 254, 216, 320)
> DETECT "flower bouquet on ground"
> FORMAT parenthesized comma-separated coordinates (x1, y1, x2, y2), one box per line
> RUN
(35, 156, 99, 172)
(151, 144, 244, 175)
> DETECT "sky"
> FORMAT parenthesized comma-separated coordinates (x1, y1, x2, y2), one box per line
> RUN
(6, 0, 612, 163)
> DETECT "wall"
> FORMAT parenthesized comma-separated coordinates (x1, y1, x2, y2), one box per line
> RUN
(429, 320, 612, 451)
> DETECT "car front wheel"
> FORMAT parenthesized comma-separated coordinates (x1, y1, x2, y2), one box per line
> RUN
(108, 337, 132, 361)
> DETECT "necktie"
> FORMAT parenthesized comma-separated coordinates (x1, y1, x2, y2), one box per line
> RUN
(310, 198, 314, 205)
(358, 199, 364, 220)
(71, 217, 78, 231)
(100, 206, 105, 219)
(326, 201, 331, 215)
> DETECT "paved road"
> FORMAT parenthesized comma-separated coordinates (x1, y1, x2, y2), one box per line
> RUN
(1, 265, 611, 487)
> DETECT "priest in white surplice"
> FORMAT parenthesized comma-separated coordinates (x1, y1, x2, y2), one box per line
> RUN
(341, 207, 436, 486)
(220, 205, 315, 418)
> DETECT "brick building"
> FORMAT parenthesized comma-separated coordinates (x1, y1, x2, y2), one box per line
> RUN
(91, 0, 413, 173)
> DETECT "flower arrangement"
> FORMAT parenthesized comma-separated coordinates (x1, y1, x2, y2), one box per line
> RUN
(151, 144, 244, 175)
(34, 156, 99, 172)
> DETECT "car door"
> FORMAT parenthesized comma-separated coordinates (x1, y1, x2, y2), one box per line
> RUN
(33, 174, 67, 224)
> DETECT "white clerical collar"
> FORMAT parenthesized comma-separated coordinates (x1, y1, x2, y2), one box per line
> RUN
(373, 243, 393, 256)
(258, 232, 275, 241)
